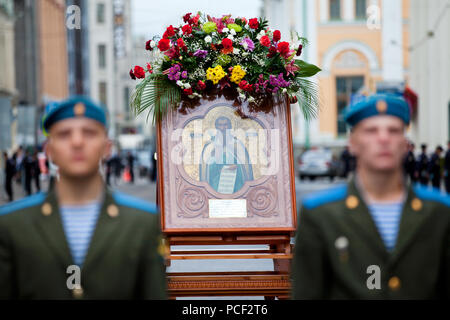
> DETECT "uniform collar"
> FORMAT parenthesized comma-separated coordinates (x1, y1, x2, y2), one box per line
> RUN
(345, 176, 430, 262)
(33, 186, 122, 272)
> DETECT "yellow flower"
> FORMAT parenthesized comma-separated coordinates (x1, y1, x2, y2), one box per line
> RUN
(230, 65, 246, 84)
(206, 65, 226, 84)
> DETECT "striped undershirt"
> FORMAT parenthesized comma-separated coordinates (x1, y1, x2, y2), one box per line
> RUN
(367, 202, 403, 252)
(60, 202, 101, 267)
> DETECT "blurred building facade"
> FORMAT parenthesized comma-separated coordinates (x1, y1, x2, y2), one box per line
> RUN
(409, 0, 450, 147)
(263, 0, 411, 148)
(0, 0, 15, 151)
(13, 0, 68, 148)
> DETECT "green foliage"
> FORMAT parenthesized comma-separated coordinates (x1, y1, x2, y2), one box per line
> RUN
(130, 74, 181, 124)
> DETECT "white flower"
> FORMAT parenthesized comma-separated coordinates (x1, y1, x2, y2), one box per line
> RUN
(259, 30, 266, 36)
(150, 40, 156, 48)
(204, 36, 212, 43)
(188, 95, 195, 99)
(184, 83, 191, 89)
(230, 29, 236, 35)
(256, 34, 263, 40)
(248, 96, 255, 103)
(176, 80, 183, 87)
(239, 93, 246, 100)
(242, 52, 249, 57)
(227, 34, 234, 40)
(233, 48, 240, 54)
(290, 44, 295, 50)
(282, 88, 287, 94)
(242, 42, 248, 50)
(222, 28, 229, 33)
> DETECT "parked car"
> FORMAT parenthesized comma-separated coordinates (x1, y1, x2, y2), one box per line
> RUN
(298, 149, 338, 181)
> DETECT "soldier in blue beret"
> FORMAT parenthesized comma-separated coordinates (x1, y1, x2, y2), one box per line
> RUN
(292, 94, 450, 299)
(0, 96, 167, 299)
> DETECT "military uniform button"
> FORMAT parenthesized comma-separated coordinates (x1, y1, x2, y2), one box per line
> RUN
(107, 204, 119, 218)
(334, 236, 349, 250)
(388, 276, 401, 291)
(72, 287, 84, 299)
(345, 195, 359, 209)
(41, 203, 52, 216)
(411, 198, 423, 211)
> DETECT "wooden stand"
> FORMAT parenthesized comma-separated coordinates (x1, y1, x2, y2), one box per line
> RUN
(166, 233, 292, 299)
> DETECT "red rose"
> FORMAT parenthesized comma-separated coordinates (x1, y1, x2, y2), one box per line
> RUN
(277, 41, 290, 56)
(182, 24, 192, 35)
(222, 38, 233, 49)
(183, 13, 192, 23)
(249, 18, 259, 29)
(190, 14, 200, 26)
(197, 80, 206, 90)
(133, 66, 145, 79)
(273, 30, 281, 42)
(267, 46, 277, 58)
(177, 38, 186, 49)
(183, 88, 193, 96)
(239, 80, 253, 92)
(165, 25, 175, 37)
(158, 38, 170, 51)
(129, 69, 136, 80)
(296, 44, 303, 56)
(260, 35, 270, 47)
(145, 40, 153, 51)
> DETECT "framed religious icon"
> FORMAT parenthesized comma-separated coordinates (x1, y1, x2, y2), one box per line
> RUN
(156, 90, 297, 233)
(129, 13, 321, 235)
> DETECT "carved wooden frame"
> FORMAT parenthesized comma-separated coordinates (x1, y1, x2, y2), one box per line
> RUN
(157, 93, 297, 234)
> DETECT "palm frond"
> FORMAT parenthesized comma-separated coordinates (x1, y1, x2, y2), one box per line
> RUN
(294, 78, 320, 122)
(130, 74, 181, 124)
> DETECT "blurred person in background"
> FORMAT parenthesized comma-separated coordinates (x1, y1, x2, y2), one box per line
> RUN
(429, 146, 444, 191)
(445, 141, 450, 194)
(417, 144, 429, 186)
(403, 142, 417, 184)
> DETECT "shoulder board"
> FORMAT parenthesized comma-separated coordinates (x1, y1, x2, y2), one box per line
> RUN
(302, 184, 348, 210)
(0, 192, 47, 216)
(112, 191, 159, 214)
(413, 185, 450, 207)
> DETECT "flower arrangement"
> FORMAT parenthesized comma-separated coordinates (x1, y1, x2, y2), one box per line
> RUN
(130, 12, 321, 122)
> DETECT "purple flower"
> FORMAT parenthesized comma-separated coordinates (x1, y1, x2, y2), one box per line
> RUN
(181, 71, 188, 79)
(167, 64, 182, 81)
(240, 37, 255, 51)
(193, 50, 208, 58)
(269, 73, 290, 89)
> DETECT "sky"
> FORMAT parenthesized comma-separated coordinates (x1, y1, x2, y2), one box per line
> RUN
(131, 0, 263, 39)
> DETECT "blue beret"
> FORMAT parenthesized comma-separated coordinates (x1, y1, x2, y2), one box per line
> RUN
(42, 96, 107, 136)
(344, 94, 410, 127)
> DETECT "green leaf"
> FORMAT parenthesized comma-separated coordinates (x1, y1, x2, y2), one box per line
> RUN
(293, 78, 321, 122)
(130, 74, 181, 124)
(294, 60, 321, 77)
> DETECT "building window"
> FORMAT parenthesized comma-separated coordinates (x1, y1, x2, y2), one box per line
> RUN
(98, 44, 106, 68)
(97, 3, 105, 24)
(336, 76, 364, 135)
(99, 82, 107, 106)
(330, 0, 341, 20)
(355, 0, 366, 19)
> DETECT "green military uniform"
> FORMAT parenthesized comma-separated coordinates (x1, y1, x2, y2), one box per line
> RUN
(292, 94, 450, 299)
(292, 178, 450, 299)
(0, 96, 167, 299)
(0, 187, 167, 299)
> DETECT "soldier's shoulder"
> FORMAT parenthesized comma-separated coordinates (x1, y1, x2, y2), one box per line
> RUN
(0, 192, 47, 218)
(302, 184, 348, 210)
(112, 191, 159, 215)
(412, 185, 450, 208)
